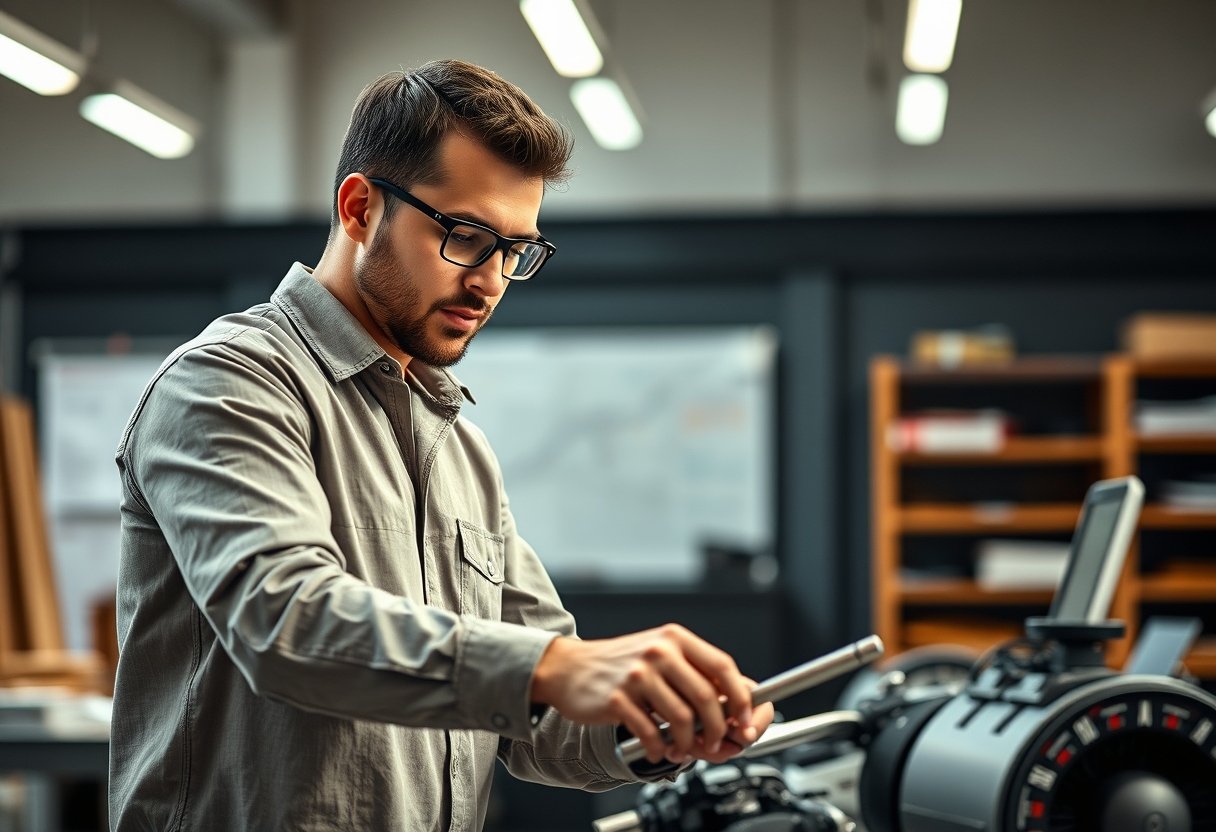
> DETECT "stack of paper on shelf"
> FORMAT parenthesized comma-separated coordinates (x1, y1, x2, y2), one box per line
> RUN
(1161, 477, 1216, 512)
(888, 410, 1010, 454)
(975, 538, 1071, 589)
(1135, 397, 1216, 436)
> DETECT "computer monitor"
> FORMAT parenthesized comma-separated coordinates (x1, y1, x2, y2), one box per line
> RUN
(1046, 476, 1145, 625)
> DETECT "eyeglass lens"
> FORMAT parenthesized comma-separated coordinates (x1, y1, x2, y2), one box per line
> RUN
(442, 224, 546, 278)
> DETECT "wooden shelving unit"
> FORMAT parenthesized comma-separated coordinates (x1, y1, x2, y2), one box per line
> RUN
(875, 355, 1177, 671)
(872, 354, 1216, 677)
(1107, 356, 1216, 679)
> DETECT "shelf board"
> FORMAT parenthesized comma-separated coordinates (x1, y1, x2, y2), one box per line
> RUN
(898, 436, 1104, 465)
(1140, 505, 1216, 530)
(900, 579, 1055, 605)
(902, 618, 1024, 652)
(1132, 360, 1216, 379)
(1140, 563, 1216, 602)
(897, 357, 1102, 383)
(898, 503, 1081, 533)
(1184, 638, 1216, 679)
(1135, 434, 1216, 454)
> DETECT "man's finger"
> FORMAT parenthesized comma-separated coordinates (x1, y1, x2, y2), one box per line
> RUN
(651, 650, 730, 753)
(637, 677, 697, 758)
(613, 695, 668, 764)
(671, 633, 753, 729)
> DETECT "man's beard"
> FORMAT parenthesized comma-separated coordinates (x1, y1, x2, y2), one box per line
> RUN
(354, 227, 491, 367)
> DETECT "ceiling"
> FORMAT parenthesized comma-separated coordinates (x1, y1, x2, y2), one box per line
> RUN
(1, 0, 1215, 222)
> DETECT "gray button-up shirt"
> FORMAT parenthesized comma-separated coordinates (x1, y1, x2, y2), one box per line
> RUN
(109, 263, 640, 831)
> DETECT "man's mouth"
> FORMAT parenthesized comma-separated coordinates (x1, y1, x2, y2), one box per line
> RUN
(438, 306, 484, 331)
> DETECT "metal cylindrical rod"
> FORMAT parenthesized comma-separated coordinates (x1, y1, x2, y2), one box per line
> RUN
(738, 710, 863, 758)
(592, 809, 643, 832)
(615, 634, 883, 765)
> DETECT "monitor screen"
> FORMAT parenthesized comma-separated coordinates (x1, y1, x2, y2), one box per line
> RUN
(1047, 477, 1143, 624)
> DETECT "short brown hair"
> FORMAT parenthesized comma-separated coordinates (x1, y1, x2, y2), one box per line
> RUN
(330, 60, 573, 229)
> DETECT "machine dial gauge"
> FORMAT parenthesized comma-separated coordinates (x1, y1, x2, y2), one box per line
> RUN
(1005, 677, 1216, 832)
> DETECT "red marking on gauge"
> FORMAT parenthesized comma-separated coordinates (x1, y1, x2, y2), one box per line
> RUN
(1031, 801, 1045, 819)
(1108, 715, 1124, 730)
(1056, 748, 1072, 765)
(1166, 714, 1180, 730)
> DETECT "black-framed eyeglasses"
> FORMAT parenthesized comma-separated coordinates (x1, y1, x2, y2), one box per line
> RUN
(367, 177, 556, 280)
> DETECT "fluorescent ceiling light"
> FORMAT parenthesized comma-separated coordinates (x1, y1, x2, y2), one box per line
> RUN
(570, 77, 642, 150)
(0, 10, 84, 95)
(904, 0, 962, 73)
(520, 0, 603, 77)
(896, 74, 949, 145)
(1205, 90, 1216, 139)
(79, 80, 198, 159)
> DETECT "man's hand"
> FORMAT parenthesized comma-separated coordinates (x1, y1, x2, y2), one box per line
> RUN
(530, 624, 775, 765)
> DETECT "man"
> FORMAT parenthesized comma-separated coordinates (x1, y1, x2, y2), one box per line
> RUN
(109, 60, 773, 830)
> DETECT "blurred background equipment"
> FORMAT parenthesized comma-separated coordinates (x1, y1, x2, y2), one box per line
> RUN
(0, 395, 104, 692)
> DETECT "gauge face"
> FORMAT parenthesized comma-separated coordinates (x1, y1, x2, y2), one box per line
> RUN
(1006, 681, 1216, 832)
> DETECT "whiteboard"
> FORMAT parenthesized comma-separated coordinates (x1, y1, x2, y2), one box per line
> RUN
(452, 327, 777, 584)
(38, 344, 172, 650)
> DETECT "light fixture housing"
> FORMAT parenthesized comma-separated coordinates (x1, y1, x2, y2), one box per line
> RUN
(896, 74, 949, 145)
(903, 0, 963, 73)
(0, 9, 84, 95)
(570, 77, 643, 150)
(79, 79, 199, 159)
(519, 0, 604, 78)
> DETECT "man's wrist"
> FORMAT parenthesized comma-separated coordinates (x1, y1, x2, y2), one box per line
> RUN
(530, 634, 571, 704)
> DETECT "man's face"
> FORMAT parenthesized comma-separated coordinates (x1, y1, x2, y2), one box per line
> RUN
(354, 131, 545, 367)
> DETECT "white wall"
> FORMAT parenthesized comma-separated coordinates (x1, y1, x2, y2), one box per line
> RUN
(1, 0, 1215, 223)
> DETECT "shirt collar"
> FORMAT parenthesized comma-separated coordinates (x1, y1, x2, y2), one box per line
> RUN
(271, 262, 476, 405)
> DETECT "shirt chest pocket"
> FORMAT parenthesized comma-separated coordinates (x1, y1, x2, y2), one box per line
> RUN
(457, 519, 505, 620)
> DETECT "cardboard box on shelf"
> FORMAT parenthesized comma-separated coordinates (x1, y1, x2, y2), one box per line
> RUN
(1124, 313, 1216, 361)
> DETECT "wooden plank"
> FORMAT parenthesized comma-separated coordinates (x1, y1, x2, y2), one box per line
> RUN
(871, 356, 901, 652)
(1182, 637, 1216, 679)
(1140, 572, 1216, 602)
(0, 397, 64, 651)
(899, 578, 1054, 605)
(1132, 360, 1216, 379)
(0, 406, 14, 659)
(902, 617, 1023, 653)
(898, 436, 1104, 465)
(1140, 505, 1216, 530)
(1135, 435, 1216, 454)
(1101, 355, 1136, 666)
(898, 503, 1082, 533)
(897, 356, 1103, 383)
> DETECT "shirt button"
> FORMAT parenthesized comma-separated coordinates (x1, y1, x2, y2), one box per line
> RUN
(486, 560, 496, 576)
(491, 713, 509, 730)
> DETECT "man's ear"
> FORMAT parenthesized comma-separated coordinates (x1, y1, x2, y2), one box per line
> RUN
(335, 174, 377, 244)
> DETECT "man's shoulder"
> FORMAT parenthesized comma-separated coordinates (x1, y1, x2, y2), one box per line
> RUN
(116, 305, 315, 459)
(166, 303, 309, 371)
(133, 306, 311, 414)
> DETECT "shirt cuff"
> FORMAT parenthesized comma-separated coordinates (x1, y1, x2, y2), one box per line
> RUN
(582, 723, 688, 783)
(455, 616, 559, 742)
